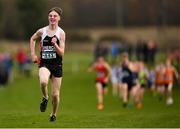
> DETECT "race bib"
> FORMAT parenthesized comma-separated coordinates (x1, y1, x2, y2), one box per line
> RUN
(97, 72, 105, 78)
(42, 46, 56, 59)
(42, 52, 56, 59)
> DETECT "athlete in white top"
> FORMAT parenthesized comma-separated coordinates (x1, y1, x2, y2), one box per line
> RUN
(30, 7, 65, 122)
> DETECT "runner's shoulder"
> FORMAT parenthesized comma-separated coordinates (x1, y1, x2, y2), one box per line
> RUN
(58, 27, 65, 35)
(36, 27, 47, 36)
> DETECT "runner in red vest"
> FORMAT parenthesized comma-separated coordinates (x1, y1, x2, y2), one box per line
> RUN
(88, 56, 111, 110)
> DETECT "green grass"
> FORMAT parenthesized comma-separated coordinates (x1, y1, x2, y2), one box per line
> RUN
(0, 52, 180, 128)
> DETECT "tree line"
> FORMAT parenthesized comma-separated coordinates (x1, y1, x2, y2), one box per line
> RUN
(0, 0, 179, 40)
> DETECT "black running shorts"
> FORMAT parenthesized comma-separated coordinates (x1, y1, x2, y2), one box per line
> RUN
(39, 64, 63, 78)
(96, 81, 107, 88)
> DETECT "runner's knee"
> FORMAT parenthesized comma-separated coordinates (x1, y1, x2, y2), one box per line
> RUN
(52, 91, 59, 98)
(40, 80, 48, 87)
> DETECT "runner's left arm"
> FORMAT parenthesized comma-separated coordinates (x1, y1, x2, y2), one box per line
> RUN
(173, 67, 179, 80)
(105, 63, 112, 82)
(52, 31, 66, 56)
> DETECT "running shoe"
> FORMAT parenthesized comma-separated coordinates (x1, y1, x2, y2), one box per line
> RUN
(40, 97, 48, 112)
(97, 103, 104, 110)
(137, 102, 143, 109)
(50, 115, 56, 122)
(122, 102, 127, 108)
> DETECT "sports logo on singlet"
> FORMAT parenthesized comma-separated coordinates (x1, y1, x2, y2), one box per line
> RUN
(42, 46, 56, 59)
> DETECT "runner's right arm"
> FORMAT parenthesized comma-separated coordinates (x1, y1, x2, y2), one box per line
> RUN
(30, 29, 43, 63)
(87, 63, 96, 72)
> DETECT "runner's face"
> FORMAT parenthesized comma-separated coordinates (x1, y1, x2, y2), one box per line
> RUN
(166, 60, 171, 66)
(48, 11, 60, 25)
(122, 56, 128, 64)
(97, 57, 104, 63)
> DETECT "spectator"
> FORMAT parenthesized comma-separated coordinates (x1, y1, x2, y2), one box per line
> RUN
(0, 54, 9, 86)
(136, 39, 143, 61)
(111, 41, 119, 61)
(147, 40, 157, 64)
(16, 48, 27, 73)
(142, 42, 148, 63)
(3, 53, 13, 83)
(23, 55, 32, 77)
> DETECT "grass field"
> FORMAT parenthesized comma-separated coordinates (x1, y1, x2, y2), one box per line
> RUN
(0, 52, 180, 128)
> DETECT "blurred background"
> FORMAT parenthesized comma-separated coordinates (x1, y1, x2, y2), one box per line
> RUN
(0, 0, 180, 127)
(0, 0, 179, 43)
(0, 0, 179, 81)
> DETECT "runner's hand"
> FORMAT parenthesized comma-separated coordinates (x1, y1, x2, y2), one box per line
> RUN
(104, 77, 109, 83)
(31, 54, 38, 63)
(51, 37, 57, 46)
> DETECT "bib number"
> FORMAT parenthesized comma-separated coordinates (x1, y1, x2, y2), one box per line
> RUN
(42, 52, 56, 59)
